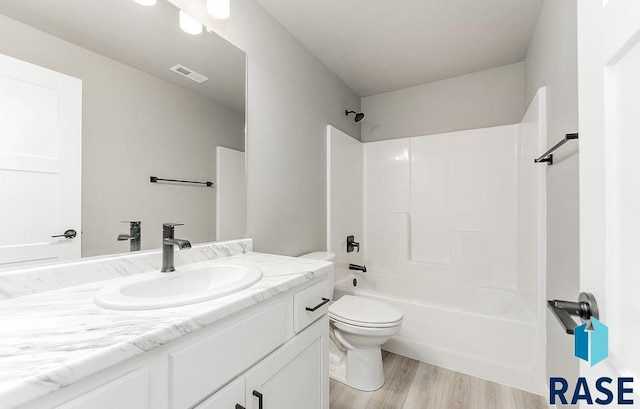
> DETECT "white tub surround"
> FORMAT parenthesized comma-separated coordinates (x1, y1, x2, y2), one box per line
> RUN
(0, 240, 333, 409)
(326, 88, 547, 395)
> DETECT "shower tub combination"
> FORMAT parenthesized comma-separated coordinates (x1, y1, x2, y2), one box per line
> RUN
(334, 273, 543, 394)
(327, 89, 548, 395)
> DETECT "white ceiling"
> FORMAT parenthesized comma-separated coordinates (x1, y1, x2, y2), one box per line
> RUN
(255, 0, 542, 97)
(0, 0, 246, 112)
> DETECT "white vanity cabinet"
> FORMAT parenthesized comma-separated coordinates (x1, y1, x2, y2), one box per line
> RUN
(54, 370, 150, 409)
(20, 278, 329, 409)
(169, 299, 290, 409)
(194, 316, 328, 409)
(243, 317, 328, 409)
(194, 377, 245, 409)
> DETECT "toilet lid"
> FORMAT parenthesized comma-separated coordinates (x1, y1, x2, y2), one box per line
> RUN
(329, 295, 403, 326)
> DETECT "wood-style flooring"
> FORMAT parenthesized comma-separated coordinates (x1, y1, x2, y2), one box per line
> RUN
(330, 351, 548, 409)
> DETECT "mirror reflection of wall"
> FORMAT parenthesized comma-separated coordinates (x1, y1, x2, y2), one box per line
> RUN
(0, 0, 246, 265)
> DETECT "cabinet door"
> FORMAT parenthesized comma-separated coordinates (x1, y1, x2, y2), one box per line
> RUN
(170, 298, 289, 409)
(244, 316, 328, 409)
(195, 377, 245, 409)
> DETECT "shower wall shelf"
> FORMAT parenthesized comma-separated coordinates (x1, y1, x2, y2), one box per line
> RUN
(534, 133, 578, 166)
(150, 176, 214, 187)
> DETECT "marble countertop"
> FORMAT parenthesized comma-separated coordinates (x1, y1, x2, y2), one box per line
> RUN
(0, 251, 332, 409)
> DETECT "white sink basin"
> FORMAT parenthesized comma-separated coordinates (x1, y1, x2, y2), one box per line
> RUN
(95, 262, 263, 310)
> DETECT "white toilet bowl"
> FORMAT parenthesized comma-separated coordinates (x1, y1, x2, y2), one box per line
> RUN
(299, 252, 403, 392)
(328, 295, 403, 391)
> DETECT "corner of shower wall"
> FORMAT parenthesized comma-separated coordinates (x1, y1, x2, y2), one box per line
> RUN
(512, 86, 548, 395)
(516, 87, 548, 325)
(326, 125, 364, 282)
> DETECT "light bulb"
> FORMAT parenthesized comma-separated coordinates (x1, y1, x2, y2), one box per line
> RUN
(179, 10, 203, 35)
(133, 0, 157, 6)
(207, 0, 230, 20)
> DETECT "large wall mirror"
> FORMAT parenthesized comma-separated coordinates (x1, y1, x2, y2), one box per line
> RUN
(0, 0, 246, 268)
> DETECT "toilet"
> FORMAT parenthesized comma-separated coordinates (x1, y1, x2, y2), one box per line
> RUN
(300, 252, 403, 391)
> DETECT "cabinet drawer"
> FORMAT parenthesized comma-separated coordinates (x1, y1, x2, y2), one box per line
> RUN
(170, 299, 288, 409)
(195, 377, 245, 409)
(56, 369, 149, 409)
(293, 280, 329, 333)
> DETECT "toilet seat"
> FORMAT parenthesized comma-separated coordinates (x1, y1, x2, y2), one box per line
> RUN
(330, 314, 402, 329)
(329, 295, 403, 328)
(331, 319, 402, 337)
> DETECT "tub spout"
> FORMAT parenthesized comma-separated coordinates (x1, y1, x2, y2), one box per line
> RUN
(349, 264, 367, 273)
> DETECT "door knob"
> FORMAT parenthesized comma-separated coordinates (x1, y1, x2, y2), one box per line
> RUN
(51, 229, 77, 239)
(547, 292, 599, 334)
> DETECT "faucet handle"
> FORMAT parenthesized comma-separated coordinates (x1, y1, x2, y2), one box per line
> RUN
(163, 223, 184, 231)
(163, 223, 184, 239)
(347, 235, 360, 253)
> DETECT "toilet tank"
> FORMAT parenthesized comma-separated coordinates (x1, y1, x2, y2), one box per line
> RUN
(299, 252, 335, 299)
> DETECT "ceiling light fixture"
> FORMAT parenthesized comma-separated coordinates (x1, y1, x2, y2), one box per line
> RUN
(133, 0, 157, 6)
(179, 10, 203, 35)
(207, 0, 230, 20)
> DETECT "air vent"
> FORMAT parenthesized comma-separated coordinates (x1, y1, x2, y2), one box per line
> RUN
(170, 64, 209, 83)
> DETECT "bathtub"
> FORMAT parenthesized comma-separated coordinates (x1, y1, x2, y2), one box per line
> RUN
(333, 274, 545, 395)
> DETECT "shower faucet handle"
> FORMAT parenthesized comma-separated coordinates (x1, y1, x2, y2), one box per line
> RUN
(347, 235, 360, 252)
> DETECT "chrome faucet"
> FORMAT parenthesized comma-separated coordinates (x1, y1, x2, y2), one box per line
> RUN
(161, 223, 191, 272)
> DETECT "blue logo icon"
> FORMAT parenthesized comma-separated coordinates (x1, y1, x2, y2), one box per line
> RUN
(574, 318, 608, 366)
(549, 317, 633, 405)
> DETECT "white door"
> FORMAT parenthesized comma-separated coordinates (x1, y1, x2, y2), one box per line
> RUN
(578, 0, 640, 405)
(0, 53, 82, 269)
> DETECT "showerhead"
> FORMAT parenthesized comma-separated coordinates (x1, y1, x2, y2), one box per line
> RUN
(345, 110, 365, 123)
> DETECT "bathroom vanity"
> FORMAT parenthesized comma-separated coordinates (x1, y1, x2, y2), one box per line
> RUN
(0, 240, 332, 409)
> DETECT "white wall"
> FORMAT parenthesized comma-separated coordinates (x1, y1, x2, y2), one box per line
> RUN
(360, 62, 525, 142)
(216, 147, 247, 241)
(326, 126, 363, 282)
(524, 0, 580, 403)
(170, 0, 361, 256)
(0, 15, 245, 257)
